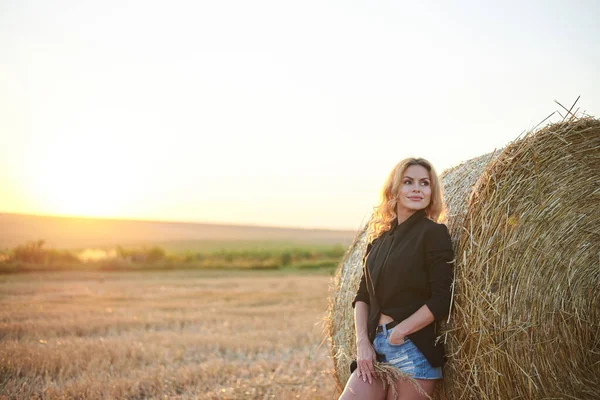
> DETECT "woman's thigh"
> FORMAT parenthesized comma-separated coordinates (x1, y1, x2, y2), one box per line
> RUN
(386, 378, 437, 400)
(339, 370, 387, 400)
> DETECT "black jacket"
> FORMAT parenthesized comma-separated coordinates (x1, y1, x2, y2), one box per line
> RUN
(352, 208, 455, 367)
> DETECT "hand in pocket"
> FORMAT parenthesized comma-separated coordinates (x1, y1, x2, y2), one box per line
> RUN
(387, 327, 406, 346)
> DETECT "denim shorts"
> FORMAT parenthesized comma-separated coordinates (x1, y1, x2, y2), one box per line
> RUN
(373, 324, 443, 380)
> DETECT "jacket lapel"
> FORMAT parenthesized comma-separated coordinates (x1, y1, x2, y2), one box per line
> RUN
(367, 209, 426, 294)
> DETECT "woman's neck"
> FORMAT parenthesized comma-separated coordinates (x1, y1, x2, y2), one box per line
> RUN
(396, 208, 417, 225)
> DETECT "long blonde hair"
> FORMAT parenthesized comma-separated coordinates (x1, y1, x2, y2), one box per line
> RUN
(367, 158, 445, 243)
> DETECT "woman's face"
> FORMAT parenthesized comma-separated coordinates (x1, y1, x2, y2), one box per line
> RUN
(396, 164, 432, 214)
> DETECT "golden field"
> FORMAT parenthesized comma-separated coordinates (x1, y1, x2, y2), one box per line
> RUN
(0, 270, 339, 399)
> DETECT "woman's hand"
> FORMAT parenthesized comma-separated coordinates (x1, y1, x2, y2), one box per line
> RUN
(388, 325, 408, 345)
(356, 338, 377, 384)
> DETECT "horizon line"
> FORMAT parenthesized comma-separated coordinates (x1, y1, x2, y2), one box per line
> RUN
(0, 210, 360, 233)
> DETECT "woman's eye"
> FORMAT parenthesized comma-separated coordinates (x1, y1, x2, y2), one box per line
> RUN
(421, 181, 430, 186)
(404, 180, 411, 185)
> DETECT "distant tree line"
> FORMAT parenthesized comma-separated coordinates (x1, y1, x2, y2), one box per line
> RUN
(0, 240, 347, 273)
(6, 240, 79, 264)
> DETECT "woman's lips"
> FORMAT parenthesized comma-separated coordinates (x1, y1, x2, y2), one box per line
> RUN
(408, 197, 423, 201)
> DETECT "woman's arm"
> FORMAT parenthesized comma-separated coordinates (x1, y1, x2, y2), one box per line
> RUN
(388, 304, 434, 344)
(351, 239, 379, 383)
(423, 224, 455, 321)
(354, 300, 370, 344)
(354, 300, 377, 384)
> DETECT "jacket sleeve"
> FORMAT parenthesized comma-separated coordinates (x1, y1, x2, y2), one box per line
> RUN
(424, 223, 455, 322)
(351, 240, 373, 308)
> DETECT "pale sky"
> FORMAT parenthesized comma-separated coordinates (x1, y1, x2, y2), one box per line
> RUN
(1, 0, 599, 230)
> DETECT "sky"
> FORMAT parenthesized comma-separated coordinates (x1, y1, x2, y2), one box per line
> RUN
(1, 0, 599, 230)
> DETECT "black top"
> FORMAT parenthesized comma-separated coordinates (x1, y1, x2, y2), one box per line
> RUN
(352, 209, 455, 367)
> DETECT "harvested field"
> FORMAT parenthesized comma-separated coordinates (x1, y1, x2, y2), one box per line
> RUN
(0, 270, 337, 399)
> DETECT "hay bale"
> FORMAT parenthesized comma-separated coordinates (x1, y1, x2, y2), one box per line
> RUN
(445, 117, 600, 399)
(438, 151, 499, 240)
(327, 225, 369, 393)
(327, 117, 600, 399)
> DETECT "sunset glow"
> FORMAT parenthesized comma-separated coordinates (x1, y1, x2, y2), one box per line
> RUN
(2, 1, 599, 229)
(22, 134, 144, 218)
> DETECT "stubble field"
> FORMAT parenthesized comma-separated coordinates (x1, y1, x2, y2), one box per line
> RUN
(0, 270, 339, 399)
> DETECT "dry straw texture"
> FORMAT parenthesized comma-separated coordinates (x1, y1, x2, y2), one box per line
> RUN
(2, 270, 338, 399)
(327, 225, 369, 391)
(328, 117, 600, 399)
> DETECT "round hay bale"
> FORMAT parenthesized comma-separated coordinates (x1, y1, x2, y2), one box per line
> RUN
(327, 117, 600, 399)
(446, 117, 600, 399)
(327, 225, 370, 392)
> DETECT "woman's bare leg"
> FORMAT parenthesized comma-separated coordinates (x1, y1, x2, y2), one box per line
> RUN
(385, 378, 437, 400)
(339, 370, 387, 400)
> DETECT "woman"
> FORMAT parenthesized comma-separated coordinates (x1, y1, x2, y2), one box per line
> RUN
(339, 158, 455, 400)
